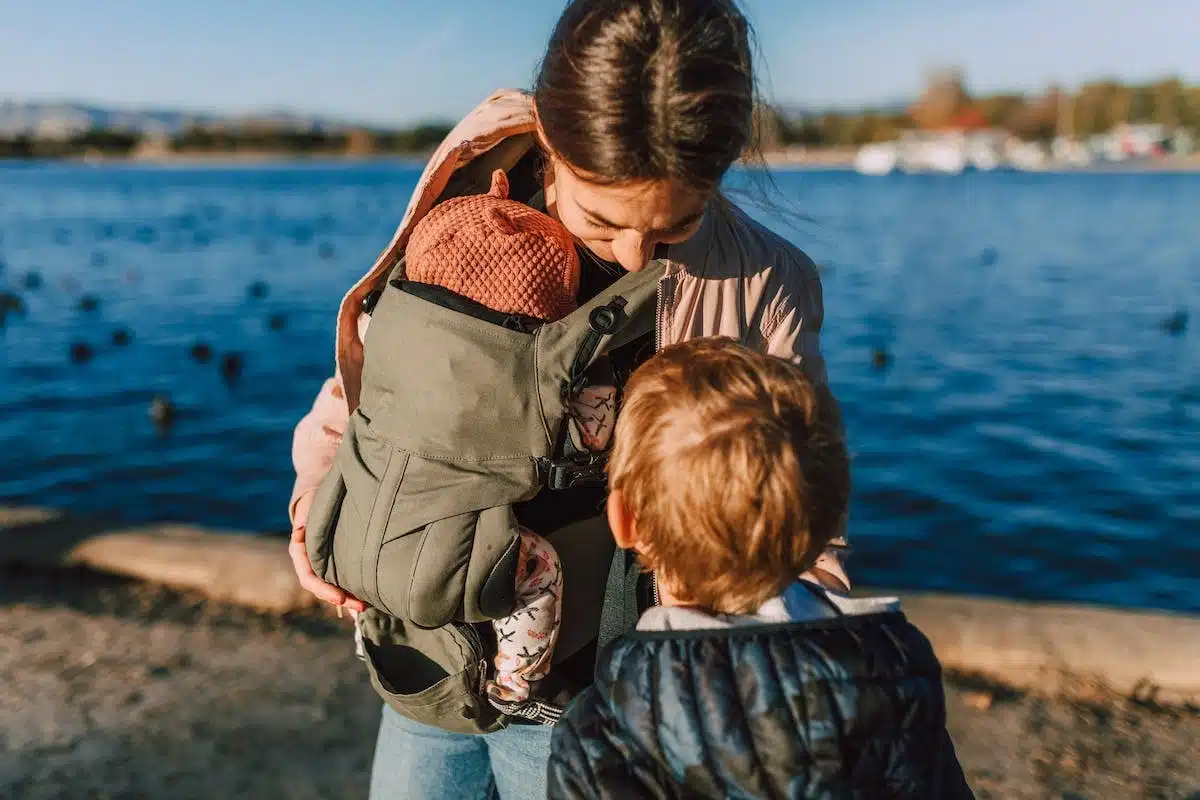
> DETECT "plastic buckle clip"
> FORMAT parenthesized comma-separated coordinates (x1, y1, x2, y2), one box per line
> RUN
(543, 453, 609, 490)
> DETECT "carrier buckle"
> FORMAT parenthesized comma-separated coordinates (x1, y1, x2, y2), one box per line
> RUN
(540, 453, 609, 490)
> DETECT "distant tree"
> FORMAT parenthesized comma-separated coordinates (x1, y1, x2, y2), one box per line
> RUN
(910, 67, 970, 130)
(1150, 78, 1184, 127)
(345, 128, 377, 156)
(977, 94, 1027, 130)
(1182, 86, 1200, 133)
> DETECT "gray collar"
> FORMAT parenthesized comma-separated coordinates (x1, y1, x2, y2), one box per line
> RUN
(636, 581, 900, 632)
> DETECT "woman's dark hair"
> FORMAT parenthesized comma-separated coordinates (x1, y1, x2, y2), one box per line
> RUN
(535, 0, 755, 194)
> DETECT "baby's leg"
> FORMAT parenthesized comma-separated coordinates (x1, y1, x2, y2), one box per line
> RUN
(488, 528, 562, 703)
(569, 384, 617, 451)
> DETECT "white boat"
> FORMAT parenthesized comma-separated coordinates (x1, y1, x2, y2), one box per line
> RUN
(899, 134, 967, 174)
(965, 133, 1003, 171)
(1051, 137, 1092, 168)
(854, 143, 898, 175)
(1005, 140, 1048, 171)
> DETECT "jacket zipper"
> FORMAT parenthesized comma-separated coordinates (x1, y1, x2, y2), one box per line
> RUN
(651, 256, 668, 609)
(655, 275, 668, 353)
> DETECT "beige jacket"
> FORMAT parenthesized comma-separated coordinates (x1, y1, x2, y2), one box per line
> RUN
(290, 89, 845, 586)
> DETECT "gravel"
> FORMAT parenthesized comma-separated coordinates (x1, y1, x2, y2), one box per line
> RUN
(2, 566, 1196, 800)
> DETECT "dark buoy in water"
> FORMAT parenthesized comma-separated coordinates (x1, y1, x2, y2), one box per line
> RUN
(267, 313, 287, 332)
(871, 348, 891, 370)
(220, 352, 244, 383)
(247, 281, 270, 300)
(111, 328, 133, 346)
(318, 242, 335, 260)
(70, 342, 94, 364)
(91, 251, 107, 267)
(54, 228, 71, 245)
(78, 295, 101, 312)
(980, 247, 999, 266)
(123, 269, 142, 285)
(22, 271, 42, 291)
(149, 395, 177, 428)
(1161, 309, 1189, 337)
(189, 342, 214, 363)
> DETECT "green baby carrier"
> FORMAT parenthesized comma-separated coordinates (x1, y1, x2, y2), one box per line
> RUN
(303, 256, 664, 733)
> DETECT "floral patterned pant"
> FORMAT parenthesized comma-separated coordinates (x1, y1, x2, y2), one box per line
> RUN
(488, 529, 563, 702)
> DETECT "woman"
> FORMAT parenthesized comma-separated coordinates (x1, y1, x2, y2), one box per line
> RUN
(288, 1, 849, 796)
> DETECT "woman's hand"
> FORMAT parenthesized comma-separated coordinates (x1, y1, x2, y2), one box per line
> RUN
(288, 492, 367, 613)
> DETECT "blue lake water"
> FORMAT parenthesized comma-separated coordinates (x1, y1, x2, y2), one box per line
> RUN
(0, 162, 1196, 612)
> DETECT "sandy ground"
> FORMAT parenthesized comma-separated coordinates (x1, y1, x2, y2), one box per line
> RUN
(1, 566, 1197, 800)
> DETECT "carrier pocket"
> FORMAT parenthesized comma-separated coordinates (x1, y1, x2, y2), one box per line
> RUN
(304, 471, 346, 583)
(376, 504, 522, 629)
(312, 413, 409, 608)
(357, 609, 503, 735)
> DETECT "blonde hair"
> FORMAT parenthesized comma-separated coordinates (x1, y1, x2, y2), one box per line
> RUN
(608, 337, 849, 614)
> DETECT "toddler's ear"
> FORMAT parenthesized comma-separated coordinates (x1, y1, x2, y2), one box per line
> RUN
(607, 490, 638, 550)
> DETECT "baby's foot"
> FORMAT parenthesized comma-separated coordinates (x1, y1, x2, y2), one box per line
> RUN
(486, 677, 528, 704)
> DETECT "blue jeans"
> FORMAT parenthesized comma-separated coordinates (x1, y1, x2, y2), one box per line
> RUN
(368, 704, 554, 799)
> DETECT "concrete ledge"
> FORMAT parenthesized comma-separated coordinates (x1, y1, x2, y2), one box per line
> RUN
(0, 506, 313, 614)
(2, 506, 1197, 703)
(900, 593, 1200, 706)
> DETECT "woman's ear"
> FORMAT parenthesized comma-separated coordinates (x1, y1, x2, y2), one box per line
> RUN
(606, 490, 637, 550)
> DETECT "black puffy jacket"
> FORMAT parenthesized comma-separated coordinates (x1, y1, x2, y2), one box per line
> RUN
(547, 611, 973, 799)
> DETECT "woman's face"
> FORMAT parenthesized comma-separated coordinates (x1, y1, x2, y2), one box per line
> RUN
(543, 155, 709, 273)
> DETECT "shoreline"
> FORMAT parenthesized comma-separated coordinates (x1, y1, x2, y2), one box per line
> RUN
(2, 505, 1198, 705)
(2, 565, 1196, 799)
(3, 147, 1200, 173)
(2, 506, 1198, 797)
(756, 146, 1200, 172)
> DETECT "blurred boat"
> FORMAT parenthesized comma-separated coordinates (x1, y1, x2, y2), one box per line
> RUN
(965, 132, 1004, 171)
(901, 134, 967, 174)
(854, 143, 898, 175)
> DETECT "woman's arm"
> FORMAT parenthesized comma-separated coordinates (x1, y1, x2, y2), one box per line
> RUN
(759, 249, 830, 385)
(289, 376, 349, 526)
(288, 373, 366, 612)
(759, 263, 851, 592)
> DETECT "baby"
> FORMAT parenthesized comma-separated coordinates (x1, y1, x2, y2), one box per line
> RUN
(403, 169, 614, 709)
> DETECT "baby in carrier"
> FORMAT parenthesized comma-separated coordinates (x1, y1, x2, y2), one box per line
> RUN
(401, 168, 615, 710)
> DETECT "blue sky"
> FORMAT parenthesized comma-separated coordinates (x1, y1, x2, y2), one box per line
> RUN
(2, 0, 1197, 124)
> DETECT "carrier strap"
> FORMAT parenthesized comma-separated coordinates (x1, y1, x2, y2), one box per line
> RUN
(539, 293, 631, 491)
(560, 297, 627, 402)
(597, 547, 645, 654)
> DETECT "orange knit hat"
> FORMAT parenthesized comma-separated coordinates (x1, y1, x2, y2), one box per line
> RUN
(405, 169, 580, 322)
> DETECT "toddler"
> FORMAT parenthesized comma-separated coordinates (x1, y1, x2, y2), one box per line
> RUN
(547, 338, 973, 798)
